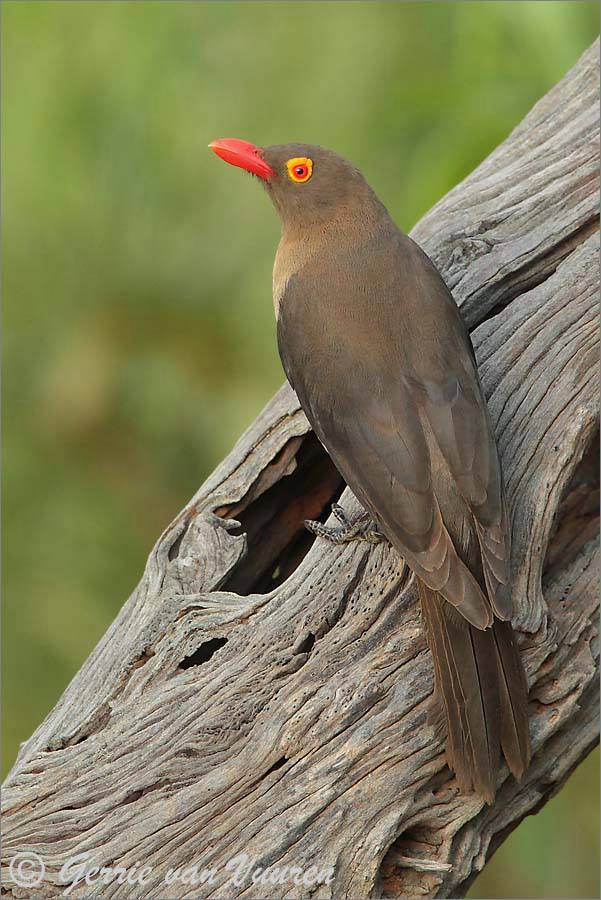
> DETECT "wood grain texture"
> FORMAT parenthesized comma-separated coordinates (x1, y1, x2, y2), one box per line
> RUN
(2, 42, 599, 900)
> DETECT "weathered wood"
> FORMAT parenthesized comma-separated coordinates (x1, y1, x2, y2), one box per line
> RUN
(2, 42, 599, 900)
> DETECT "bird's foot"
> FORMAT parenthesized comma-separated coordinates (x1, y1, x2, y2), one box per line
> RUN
(305, 503, 387, 545)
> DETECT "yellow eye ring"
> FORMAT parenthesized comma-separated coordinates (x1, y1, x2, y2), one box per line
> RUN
(286, 157, 313, 183)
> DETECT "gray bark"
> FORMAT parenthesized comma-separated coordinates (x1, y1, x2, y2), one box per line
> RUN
(2, 42, 599, 900)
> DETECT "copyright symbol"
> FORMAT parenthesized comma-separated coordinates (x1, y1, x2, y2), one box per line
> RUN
(9, 851, 45, 888)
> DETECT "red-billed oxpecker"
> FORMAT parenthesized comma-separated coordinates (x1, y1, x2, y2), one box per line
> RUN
(209, 138, 531, 803)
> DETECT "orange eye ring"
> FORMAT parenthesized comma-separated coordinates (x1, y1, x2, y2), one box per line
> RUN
(286, 157, 313, 183)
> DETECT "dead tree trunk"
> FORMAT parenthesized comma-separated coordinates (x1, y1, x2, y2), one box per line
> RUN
(2, 43, 599, 900)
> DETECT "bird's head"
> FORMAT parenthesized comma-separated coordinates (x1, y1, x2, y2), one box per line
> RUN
(209, 138, 377, 231)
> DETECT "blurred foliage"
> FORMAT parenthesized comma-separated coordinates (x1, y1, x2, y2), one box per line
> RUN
(2, 2, 598, 897)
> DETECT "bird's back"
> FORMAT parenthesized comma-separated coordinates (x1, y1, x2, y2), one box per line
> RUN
(277, 223, 493, 595)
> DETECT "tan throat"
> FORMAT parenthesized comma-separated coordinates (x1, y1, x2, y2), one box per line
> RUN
(271, 202, 384, 318)
(272, 233, 318, 318)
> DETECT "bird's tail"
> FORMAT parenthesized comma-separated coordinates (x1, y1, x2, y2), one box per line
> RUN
(418, 578, 531, 803)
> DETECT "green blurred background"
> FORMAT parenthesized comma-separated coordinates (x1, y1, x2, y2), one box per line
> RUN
(2, 2, 598, 896)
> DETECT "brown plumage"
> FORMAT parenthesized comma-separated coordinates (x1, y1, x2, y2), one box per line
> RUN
(210, 139, 531, 802)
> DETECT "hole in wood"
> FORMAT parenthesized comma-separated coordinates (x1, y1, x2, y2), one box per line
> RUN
(179, 636, 228, 669)
(261, 756, 288, 779)
(168, 526, 187, 561)
(217, 432, 345, 595)
(545, 428, 599, 576)
(132, 648, 156, 669)
(378, 822, 446, 898)
(294, 632, 316, 655)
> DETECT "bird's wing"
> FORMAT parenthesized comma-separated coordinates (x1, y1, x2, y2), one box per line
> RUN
(410, 356, 512, 620)
(301, 373, 494, 630)
(375, 238, 512, 622)
(395, 239, 512, 620)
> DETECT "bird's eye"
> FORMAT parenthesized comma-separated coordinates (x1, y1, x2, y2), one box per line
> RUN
(286, 157, 313, 183)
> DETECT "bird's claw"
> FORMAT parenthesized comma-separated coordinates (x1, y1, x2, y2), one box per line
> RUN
(331, 503, 349, 525)
(304, 504, 388, 545)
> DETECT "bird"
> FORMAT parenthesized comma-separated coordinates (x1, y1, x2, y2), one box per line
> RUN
(209, 138, 531, 803)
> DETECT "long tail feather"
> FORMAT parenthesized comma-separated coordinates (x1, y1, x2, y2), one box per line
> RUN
(493, 620, 532, 779)
(419, 578, 530, 803)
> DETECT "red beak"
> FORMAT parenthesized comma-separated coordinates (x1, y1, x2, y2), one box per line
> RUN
(209, 138, 275, 181)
